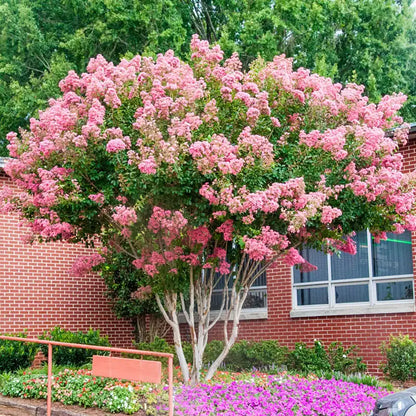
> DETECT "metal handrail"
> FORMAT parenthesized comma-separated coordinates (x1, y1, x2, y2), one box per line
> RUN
(0, 335, 174, 416)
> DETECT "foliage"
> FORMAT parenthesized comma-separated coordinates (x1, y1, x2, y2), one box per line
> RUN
(101, 252, 168, 343)
(2, 37, 415, 384)
(0, 0, 191, 155)
(217, 340, 288, 372)
(0, 368, 166, 414)
(312, 370, 391, 390)
(213, 0, 416, 113)
(380, 334, 416, 382)
(132, 336, 176, 367)
(0, 333, 38, 373)
(1, 0, 416, 156)
(326, 341, 367, 373)
(136, 338, 363, 375)
(39, 327, 110, 367)
(288, 340, 331, 373)
(287, 340, 366, 375)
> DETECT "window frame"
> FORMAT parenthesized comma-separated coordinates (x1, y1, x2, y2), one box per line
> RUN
(210, 271, 268, 320)
(291, 230, 415, 318)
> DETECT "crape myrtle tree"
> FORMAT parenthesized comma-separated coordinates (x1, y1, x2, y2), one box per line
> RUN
(2, 36, 416, 385)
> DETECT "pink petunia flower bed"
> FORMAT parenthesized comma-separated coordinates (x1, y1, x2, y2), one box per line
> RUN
(172, 374, 391, 416)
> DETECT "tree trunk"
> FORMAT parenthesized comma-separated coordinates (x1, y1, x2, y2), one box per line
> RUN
(155, 293, 190, 384)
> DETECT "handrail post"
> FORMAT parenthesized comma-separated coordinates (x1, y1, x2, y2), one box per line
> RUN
(168, 355, 174, 416)
(47, 343, 52, 416)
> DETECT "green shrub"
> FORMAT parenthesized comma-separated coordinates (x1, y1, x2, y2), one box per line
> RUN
(203, 340, 224, 367)
(132, 336, 176, 366)
(288, 340, 331, 373)
(40, 327, 110, 366)
(327, 342, 367, 374)
(132, 337, 365, 376)
(381, 334, 416, 382)
(201, 339, 289, 372)
(0, 333, 38, 373)
(287, 340, 366, 375)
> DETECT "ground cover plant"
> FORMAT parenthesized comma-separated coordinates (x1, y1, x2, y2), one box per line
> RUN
(0, 367, 167, 415)
(0, 367, 390, 416)
(173, 374, 392, 416)
(3, 35, 416, 385)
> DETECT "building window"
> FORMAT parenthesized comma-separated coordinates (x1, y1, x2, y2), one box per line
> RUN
(211, 272, 267, 311)
(291, 230, 414, 317)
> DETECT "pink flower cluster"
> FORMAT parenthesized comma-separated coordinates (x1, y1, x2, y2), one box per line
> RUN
(112, 205, 137, 226)
(147, 207, 188, 245)
(189, 134, 244, 175)
(243, 227, 290, 261)
(70, 254, 105, 276)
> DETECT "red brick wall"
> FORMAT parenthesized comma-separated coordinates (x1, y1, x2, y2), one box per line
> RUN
(0, 172, 135, 348)
(210, 134, 416, 375)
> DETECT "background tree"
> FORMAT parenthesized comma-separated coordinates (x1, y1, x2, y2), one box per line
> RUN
(1, 0, 416, 156)
(0, 0, 191, 155)
(2, 37, 415, 384)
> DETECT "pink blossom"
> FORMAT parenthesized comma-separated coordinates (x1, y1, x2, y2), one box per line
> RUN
(70, 254, 105, 276)
(138, 157, 158, 174)
(188, 226, 212, 247)
(131, 286, 152, 300)
(88, 193, 105, 204)
(283, 248, 306, 267)
(321, 206, 342, 224)
(106, 139, 127, 153)
(216, 220, 234, 241)
(112, 205, 137, 226)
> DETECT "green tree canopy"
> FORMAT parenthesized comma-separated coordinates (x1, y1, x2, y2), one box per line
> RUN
(1, 0, 416, 154)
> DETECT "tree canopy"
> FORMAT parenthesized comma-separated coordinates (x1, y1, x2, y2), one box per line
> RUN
(1, 0, 416, 156)
(2, 36, 415, 384)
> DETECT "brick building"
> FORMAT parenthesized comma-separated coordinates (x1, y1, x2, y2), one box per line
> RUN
(0, 161, 135, 347)
(1, 124, 416, 373)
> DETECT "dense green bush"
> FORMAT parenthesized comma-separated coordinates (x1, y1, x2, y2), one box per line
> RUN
(287, 340, 366, 375)
(327, 342, 367, 374)
(0, 333, 38, 373)
(381, 334, 416, 382)
(222, 340, 289, 372)
(133, 338, 365, 375)
(288, 341, 331, 373)
(133, 336, 177, 366)
(40, 327, 110, 367)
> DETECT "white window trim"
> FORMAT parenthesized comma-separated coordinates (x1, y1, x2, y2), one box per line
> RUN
(178, 307, 268, 324)
(291, 230, 415, 317)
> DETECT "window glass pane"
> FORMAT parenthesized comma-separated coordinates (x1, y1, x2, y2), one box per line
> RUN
(293, 248, 328, 283)
(335, 284, 369, 303)
(373, 231, 413, 277)
(376, 281, 414, 301)
(297, 287, 328, 305)
(243, 287, 267, 308)
(211, 291, 225, 310)
(332, 231, 369, 280)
